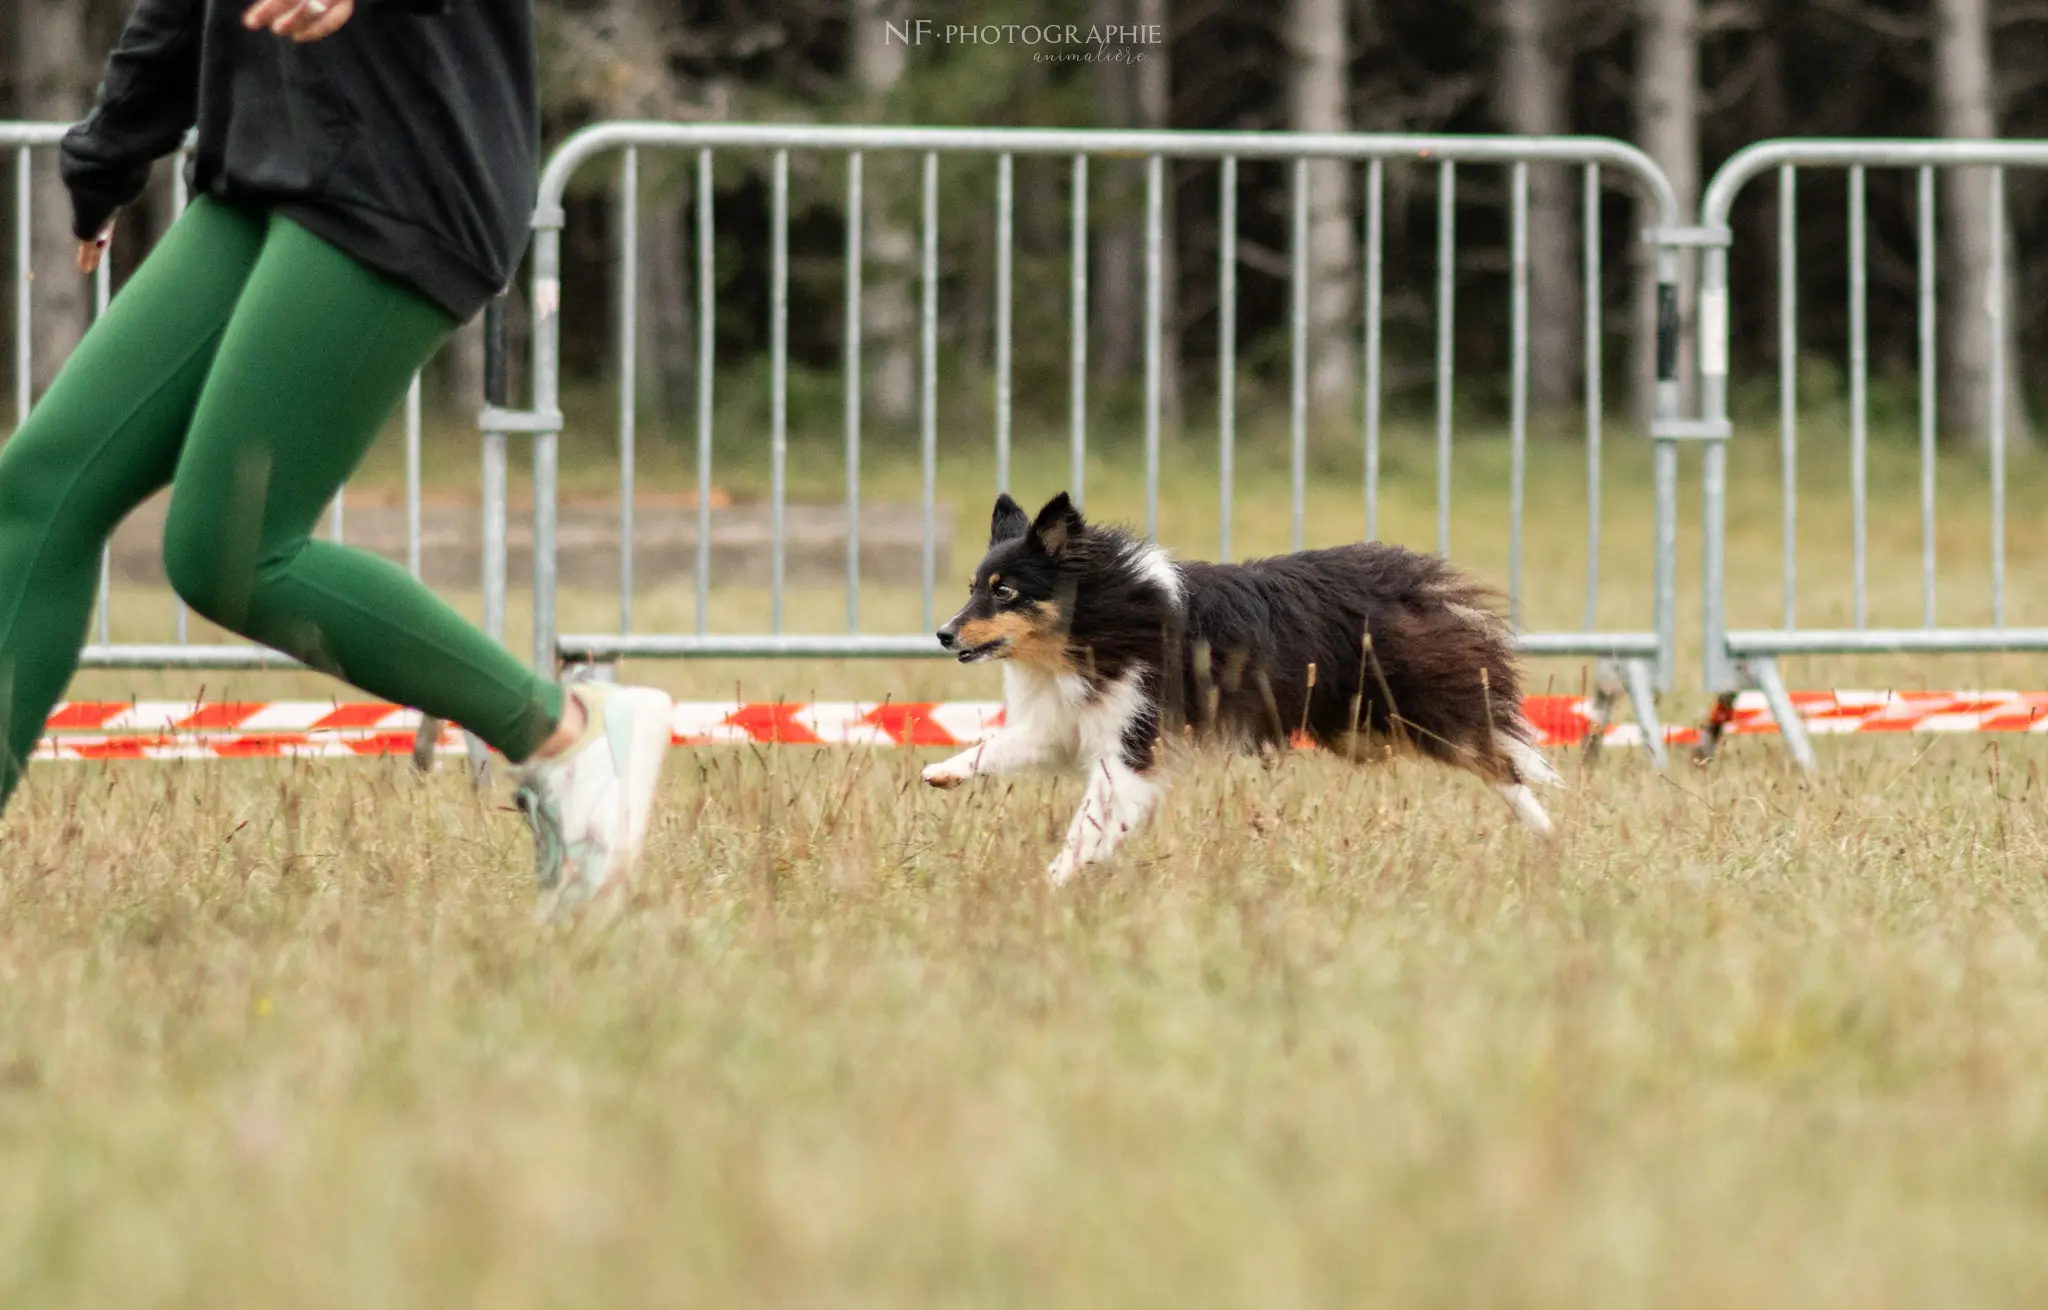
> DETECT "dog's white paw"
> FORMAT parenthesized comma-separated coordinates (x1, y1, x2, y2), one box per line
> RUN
(1046, 849, 1084, 886)
(922, 760, 973, 789)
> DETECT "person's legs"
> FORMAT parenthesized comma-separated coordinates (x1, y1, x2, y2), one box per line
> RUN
(160, 213, 564, 760)
(0, 199, 269, 813)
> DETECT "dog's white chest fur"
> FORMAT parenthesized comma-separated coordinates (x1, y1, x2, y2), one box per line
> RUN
(1000, 663, 1146, 770)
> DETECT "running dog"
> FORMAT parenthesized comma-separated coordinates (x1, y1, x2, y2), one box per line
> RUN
(923, 492, 1561, 883)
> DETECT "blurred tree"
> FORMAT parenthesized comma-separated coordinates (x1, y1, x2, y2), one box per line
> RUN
(15, 0, 92, 400)
(1498, 0, 1575, 415)
(14, 0, 2048, 440)
(1091, 0, 1144, 390)
(1933, 0, 2034, 447)
(1138, 0, 1183, 428)
(1633, 0, 1698, 425)
(545, 0, 718, 422)
(1288, 0, 1357, 412)
(850, 0, 917, 424)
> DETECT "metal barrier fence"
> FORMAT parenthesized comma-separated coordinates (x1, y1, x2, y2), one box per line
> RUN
(504, 124, 1689, 765)
(1694, 140, 2048, 770)
(3, 122, 430, 675)
(19, 116, 2048, 778)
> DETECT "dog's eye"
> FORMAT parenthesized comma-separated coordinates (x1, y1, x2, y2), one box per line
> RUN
(993, 585, 1019, 604)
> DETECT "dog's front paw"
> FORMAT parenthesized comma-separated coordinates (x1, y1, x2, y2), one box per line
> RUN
(922, 760, 972, 789)
(1046, 848, 1084, 886)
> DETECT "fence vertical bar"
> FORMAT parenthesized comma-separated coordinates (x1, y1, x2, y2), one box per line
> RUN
(482, 297, 509, 649)
(845, 152, 864, 632)
(1218, 156, 1237, 562)
(1069, 155, 1088, 509)
(528, 169, 569, 675)
(1290, 158, 1309, 553)
(1848, 165, 1867, 629)
(406, 373, 423, 579)
(175, 153, 191, 644)
(1508, 163, 1529, 627)
(14, 148, 28, 431)
(1990, 165, 2007, 627)
(1917, 165, 1936, 629)
(1364, 159, 1384, 545)
(1582, 164, 1602, 631)
(1144, 154, 1164, 539)
(448, 297, 505, 775)
(1779, 165, 1797, 630)
(1651, 237, 1679, 700)
(619, 147, 639, 635)
(1701, 426, 1731, 693)
(532, 438, 558, 673)
(770, 148, 789, 634)
(996, 152, 1014, 496)
(921, 151, 938, 632)
(94, 259, 112, 646)
(93, 567, 110, 653)
(407, 353, 437, 772)
(1436, 160, 1455, 558)
(695, 148, 714, 635)
(530, 216, 563, 673)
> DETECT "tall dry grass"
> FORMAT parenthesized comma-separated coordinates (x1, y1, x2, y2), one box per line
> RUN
(4, 739, 2048, 1307)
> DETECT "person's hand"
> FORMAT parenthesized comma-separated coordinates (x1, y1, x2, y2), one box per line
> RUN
(77, 223, 113, 276)
(241, 0, 355, 42)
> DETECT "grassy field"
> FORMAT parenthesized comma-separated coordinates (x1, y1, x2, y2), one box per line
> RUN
(9, 400, 2048, 1306)
(6, 739, 2048, 1306)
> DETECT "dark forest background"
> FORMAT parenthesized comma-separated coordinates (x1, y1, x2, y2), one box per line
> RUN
(8, 0, 2048, 450)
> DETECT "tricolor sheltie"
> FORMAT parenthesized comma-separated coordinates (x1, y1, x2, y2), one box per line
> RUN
(924, 492, 1562, 883)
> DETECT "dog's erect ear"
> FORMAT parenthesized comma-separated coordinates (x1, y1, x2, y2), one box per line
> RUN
(1031, 492, 1084, 558)
(990, 492, 1029, 546)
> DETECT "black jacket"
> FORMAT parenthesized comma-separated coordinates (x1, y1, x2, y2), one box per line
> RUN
(61, 0, 538, 321)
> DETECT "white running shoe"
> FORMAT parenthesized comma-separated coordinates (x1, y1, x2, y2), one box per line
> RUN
(513, 682, 676, 924)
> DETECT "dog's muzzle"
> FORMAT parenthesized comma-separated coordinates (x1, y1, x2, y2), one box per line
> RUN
(936, 625, 1006, 663)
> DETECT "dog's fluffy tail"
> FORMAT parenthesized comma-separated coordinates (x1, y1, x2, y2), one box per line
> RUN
(1496, 727, 1565, 789)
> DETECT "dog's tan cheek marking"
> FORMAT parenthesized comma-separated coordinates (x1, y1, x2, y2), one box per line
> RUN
(1010, 601, 1077, 672)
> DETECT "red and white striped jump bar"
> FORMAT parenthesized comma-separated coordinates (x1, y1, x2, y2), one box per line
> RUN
(30, 691, 2048, 761)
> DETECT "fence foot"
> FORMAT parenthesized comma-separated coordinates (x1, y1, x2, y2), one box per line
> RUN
(1617, 658, 1669, 772)
(1578, 662, 1623, 769)
(464, 731, 493, 791)
(1693, 691, 1739, 764)
(1749, 659, 1816, 773)
(411, 715, 442, 774)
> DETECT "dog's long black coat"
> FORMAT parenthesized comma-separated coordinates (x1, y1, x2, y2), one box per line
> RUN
(1173, 547, 1527, 768)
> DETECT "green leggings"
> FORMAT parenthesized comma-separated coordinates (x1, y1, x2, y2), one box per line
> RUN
(0, 198, 563, 811)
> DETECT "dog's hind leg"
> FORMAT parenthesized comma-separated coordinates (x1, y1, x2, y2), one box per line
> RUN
(1489, 729, 1561, 834)
(1493, 781, 1554, 833)
(1047, 756, 1164, 885)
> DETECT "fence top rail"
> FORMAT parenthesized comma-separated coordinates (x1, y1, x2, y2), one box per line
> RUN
(1702, 137, 2048, 226)
(0, 122, 71, 147)
(534, 121, 1678, 228)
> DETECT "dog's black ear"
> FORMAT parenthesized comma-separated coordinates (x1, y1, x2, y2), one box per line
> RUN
(1031, 492, 1084, 558)
(990, 492, 1029, 546)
